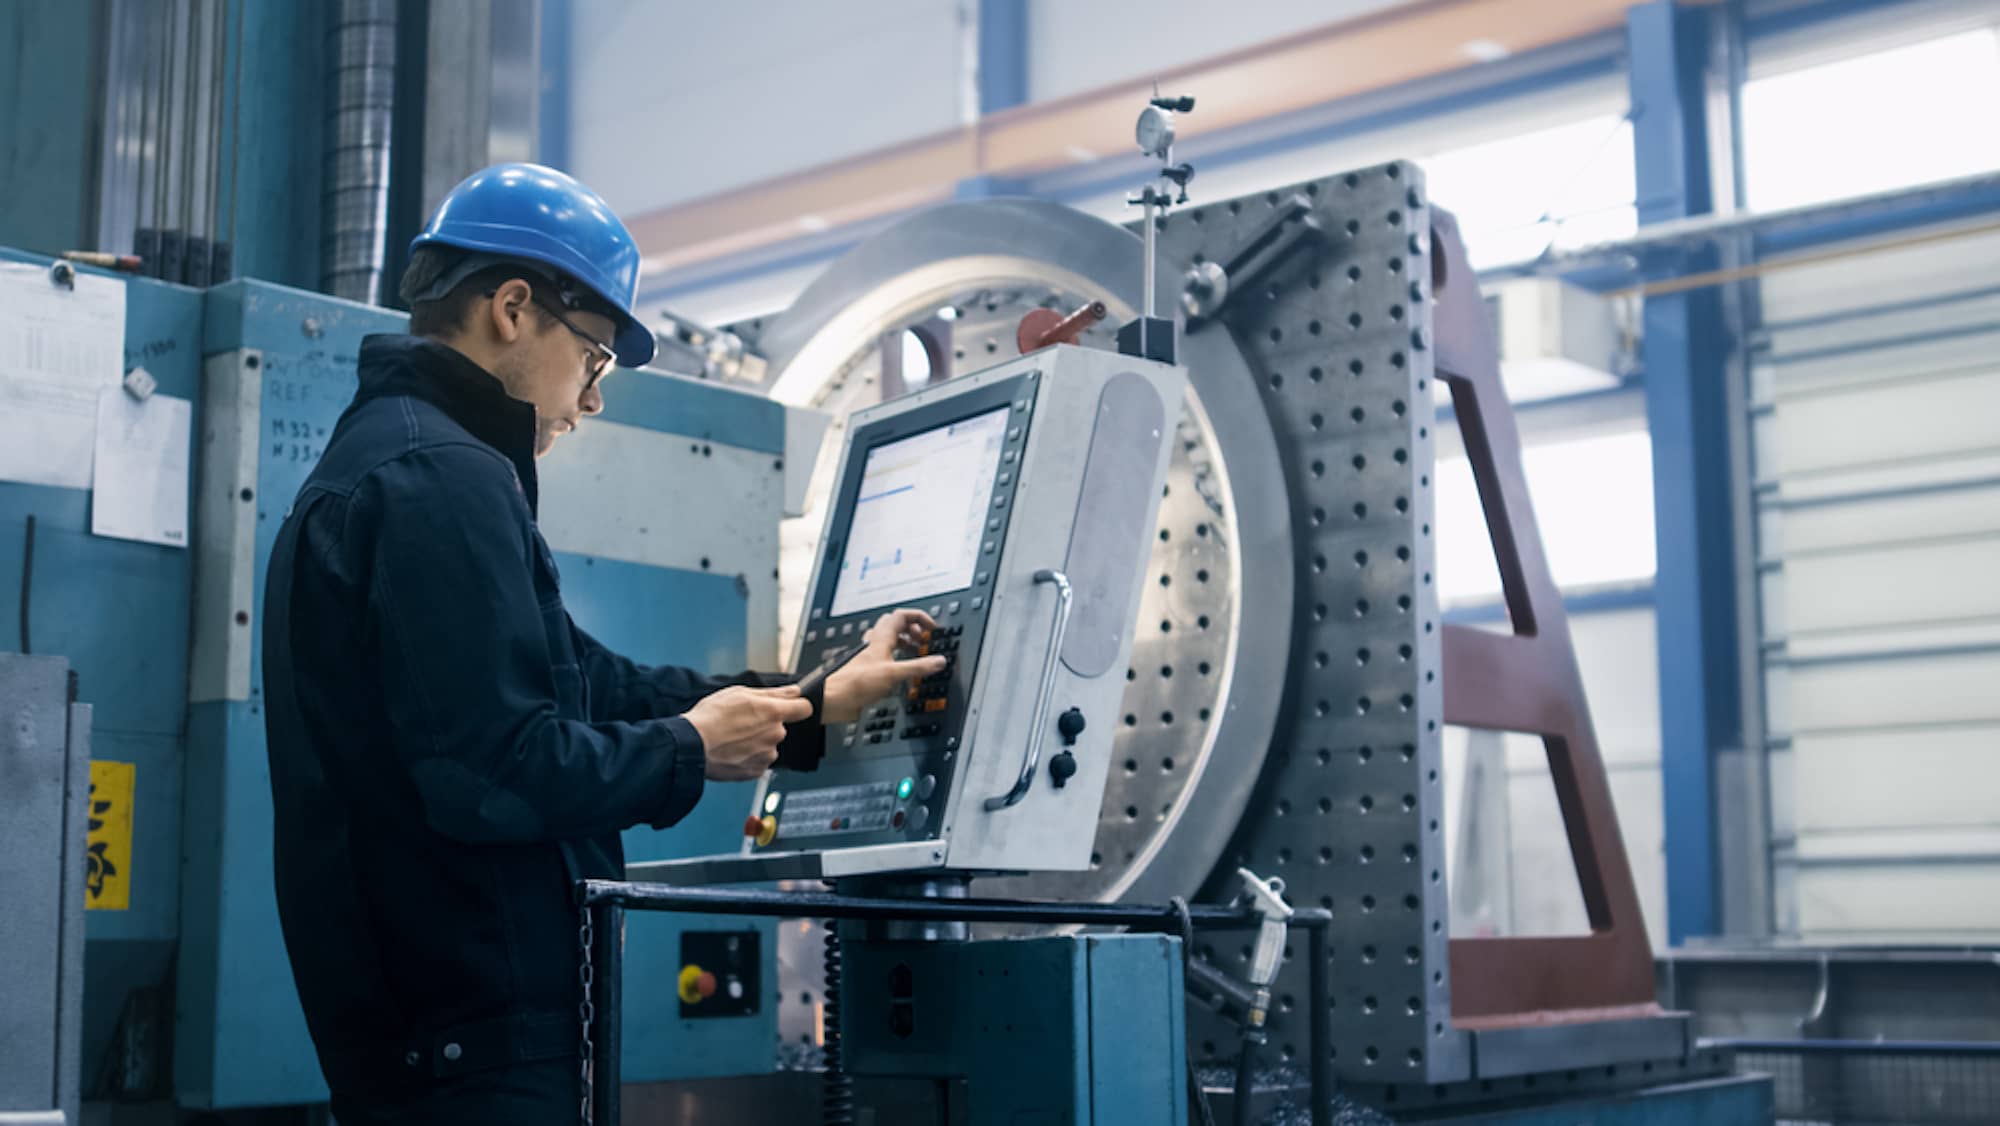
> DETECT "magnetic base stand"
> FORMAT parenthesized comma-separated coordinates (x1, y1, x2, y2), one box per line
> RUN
(1118, 315, 1178, 363)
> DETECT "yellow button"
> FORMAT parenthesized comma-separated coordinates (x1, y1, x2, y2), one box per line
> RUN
(678, 964, 718, 1004)
(753, 814, 777, 848)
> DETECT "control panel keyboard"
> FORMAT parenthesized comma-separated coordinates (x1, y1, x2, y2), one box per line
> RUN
(773, 775, 935, 841)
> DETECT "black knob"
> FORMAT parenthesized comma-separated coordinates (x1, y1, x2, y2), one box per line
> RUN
(1057, 707, 1087, 746)
(1048, 750, 1078, 789)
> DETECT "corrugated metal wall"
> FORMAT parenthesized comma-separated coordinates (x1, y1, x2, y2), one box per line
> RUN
(1751, 219, 2000, 940)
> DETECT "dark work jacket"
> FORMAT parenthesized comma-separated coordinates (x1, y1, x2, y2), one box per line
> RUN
(261, 334, 823, 1100)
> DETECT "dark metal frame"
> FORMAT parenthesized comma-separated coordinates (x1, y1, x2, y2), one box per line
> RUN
(574, 880, 1335, 1126)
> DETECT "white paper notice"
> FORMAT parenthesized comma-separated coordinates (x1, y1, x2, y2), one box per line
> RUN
(91, 388, 191, 549)
(0, 263, 127, 489)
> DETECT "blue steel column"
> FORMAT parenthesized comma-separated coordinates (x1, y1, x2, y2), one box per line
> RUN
(1627, 0, 1740, 944)
(536, 0, 572, 170)
(957, 0, 1029, 200)
(0, 0, 104, 253)
(977, 0, 1028, 114)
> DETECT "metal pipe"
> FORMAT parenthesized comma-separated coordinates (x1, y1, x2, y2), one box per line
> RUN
(146, 0, 170, 233)
(590, 903, 621, 1126)
(321, 0, 397, 303)
(179, 0, 199, 241)
(1142, 191, 1158, 318)
(1231, 1036, 1258, 1126)
(1307, 922, 1329, 1126)
(220, 0, 241, 280)
(1486, 169, 2000, 277)
(205, 0, 225, 245)
(1185, 955, 1259, 1015)
(576, 880, 1299, 932)
(1706, 1038, 2000, 1057)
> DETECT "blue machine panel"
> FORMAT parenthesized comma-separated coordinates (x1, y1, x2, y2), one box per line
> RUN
(0, 259, 782, 1107)
(843, 933, 1187, 1125)
(176, 282, 404, 1107)
(556, 552, 779, 1081)
(0, 251, 204, 1081)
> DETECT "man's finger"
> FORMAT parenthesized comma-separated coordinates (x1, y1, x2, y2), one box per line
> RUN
(753, 683, 803, 697)
(772, 696, 815, 722)
(889, 607, 938, 632)
(886, 655, 949, 681)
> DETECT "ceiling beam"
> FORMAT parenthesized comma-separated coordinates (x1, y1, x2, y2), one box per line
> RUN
(628, 0, 1649, 275)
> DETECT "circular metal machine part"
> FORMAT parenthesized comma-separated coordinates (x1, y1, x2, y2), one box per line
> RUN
(740, 200, 1295, 909)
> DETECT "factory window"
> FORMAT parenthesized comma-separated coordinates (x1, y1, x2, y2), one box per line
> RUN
(1435, 428, 1655, 609)
(1420, 113, 1638, 271)
(1742, 26, 2000, 211)
(1442, 726, 1592, 937)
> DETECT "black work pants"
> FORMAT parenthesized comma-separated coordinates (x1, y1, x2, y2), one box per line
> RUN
(330, 1060, 576, 1125)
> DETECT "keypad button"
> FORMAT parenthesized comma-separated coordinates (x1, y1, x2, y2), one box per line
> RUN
(971, 596, 984, 610)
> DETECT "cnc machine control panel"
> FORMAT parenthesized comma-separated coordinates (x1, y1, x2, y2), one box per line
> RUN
(774, 380, 1030, 850)
(633, 345, 1185, 883)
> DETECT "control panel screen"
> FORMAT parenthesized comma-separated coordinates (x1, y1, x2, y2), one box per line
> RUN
(830, 406, 1010, 618)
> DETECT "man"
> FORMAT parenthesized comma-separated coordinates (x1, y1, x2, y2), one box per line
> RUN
(261, 163, 944, 1123)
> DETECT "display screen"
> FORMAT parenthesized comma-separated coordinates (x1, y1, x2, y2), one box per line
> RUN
(829, 406, 1010, 618)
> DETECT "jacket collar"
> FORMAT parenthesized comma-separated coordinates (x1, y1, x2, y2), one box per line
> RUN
(354, 334, 541, 513)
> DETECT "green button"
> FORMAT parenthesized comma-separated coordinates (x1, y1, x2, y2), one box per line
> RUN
(896, 777, 914, 801)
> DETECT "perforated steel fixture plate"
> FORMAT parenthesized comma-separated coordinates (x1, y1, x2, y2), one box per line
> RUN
(1154, 165, 1467, 1083)
(725, 170, 1675, 1090)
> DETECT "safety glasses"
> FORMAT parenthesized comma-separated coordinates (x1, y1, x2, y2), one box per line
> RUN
(532, 295, 618, 390)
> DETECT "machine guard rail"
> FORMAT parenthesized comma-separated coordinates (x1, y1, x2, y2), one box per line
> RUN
(574, 880, 1336, 1126)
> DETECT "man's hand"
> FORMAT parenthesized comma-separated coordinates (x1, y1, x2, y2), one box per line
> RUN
(822, 608, 949, 725)
(684, 685, 814, 781)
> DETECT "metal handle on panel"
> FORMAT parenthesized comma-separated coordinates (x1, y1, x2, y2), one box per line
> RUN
(985, 569, 1073, 812)
(0, 1111, 68, 1125)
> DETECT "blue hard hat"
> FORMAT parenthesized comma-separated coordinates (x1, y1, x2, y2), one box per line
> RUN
(410, 163, 656, 367)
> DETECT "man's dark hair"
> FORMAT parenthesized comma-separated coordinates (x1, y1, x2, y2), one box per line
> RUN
(398, 246, 616, 339)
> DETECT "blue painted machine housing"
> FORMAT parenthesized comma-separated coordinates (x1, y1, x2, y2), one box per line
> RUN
(0, 253, 785, 1108)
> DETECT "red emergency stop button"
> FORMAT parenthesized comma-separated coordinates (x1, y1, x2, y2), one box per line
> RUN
(743, 814, 777, 847)
(677, 964, 718, 1004)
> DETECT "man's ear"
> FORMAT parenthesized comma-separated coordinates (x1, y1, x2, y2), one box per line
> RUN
(487, 278, 534, 345)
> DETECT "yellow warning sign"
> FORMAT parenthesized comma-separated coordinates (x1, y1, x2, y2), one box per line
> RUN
(87, 760, 134, 911)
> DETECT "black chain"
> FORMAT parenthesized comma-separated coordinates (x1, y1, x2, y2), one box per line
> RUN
(578, 902, 595, 1125)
